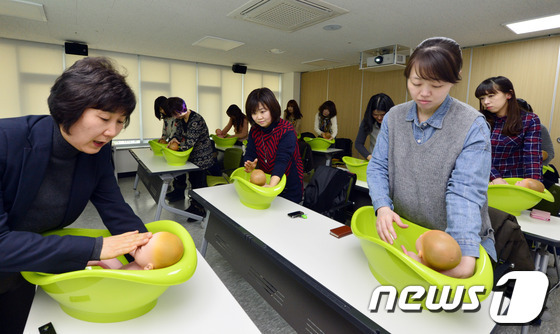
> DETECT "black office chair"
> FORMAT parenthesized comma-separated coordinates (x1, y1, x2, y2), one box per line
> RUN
(533, 184, 560, 217)
(299, 132, 315, 140)
(297, 140, 314, 174)
(333, 138, 353, 161)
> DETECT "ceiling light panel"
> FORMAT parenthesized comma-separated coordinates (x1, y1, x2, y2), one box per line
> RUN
(0, 0, 47, 21)
(505, 14, 560, 34)
(192, 36, 245, 51)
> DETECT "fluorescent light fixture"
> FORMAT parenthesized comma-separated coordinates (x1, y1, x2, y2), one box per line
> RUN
(192, 36, 244, 51)
(505, 14, 560, 34)
(0, 0, 47, 21)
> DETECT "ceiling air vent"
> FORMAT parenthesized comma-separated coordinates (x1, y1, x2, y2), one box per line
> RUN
(227, 0, 348, 32)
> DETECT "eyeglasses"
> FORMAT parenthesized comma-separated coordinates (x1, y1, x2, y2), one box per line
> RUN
(372, 113, 386, 117)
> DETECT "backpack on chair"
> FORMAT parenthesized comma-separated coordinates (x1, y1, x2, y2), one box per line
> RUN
(489, 207, 535, 287)
(303, 166, 356, 223)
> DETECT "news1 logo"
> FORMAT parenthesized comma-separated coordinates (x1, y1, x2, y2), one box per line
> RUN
(490, 271, 548, 324)
(369, 271, 548, 325)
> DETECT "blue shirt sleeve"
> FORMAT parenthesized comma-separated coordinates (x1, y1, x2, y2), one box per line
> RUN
(445, 116, 491, 257)
(367, 118, 392, 211)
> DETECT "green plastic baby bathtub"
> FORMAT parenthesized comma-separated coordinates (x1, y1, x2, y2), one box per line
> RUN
(210, 134, 238, 148)
(230, 167, 286, 209)
(161, 146, 193, 166)
(148, 139, 166, 156)
(487, 178, 554, 216)
(303, 137, 335, 150)
(342, 156, 368, 182)
(351, 206, 493, 306)
(21, 220, 197, 323)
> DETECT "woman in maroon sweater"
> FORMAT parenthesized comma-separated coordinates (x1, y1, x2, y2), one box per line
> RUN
(243, 88, 304, 203)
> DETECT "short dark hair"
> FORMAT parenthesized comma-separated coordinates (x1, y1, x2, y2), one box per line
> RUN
(404, 37, 462, 84)
(48, 57, 136, 134)
(245, 88, 281, 126)
(362, 93, 395, 133)
(166, 97, 187, 117)
(318, 100, 337, 118)
(154, 96, 168, 120)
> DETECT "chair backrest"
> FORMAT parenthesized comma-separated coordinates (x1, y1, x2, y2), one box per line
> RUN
(303, 165, 356, 215)
(533, 183, 560, 216)
(297, 140, 314, 173)
(299, 132, 315, 140)
(223, 147, 243, 176)
(333, 138, 353, 160)
(543, 164, 559, 189)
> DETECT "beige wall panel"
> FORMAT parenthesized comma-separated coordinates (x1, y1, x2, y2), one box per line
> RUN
(300, 70, 328, 134)
(468, 37, 560, 127)
(362, 69, 408, 115)
(327, 66, 362, 141)
(550, 64, 560, 168)
(449, 48, 471, 103)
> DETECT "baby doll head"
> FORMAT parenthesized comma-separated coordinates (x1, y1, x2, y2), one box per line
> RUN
(415, 230, 462, 271)
(130, 231, 184, 270)
(515, 178, 545, 192)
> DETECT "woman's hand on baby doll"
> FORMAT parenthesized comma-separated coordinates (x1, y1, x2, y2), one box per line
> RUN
(100, 231, 152, 260)
(375, 207, 408, 244)
(244, 158, 258, 173)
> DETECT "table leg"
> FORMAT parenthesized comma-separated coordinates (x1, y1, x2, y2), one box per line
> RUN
(201, 237, 208, 257)
(154, 174, 171, 220)
(520, 243, 552, 333)
(325, 153, 332, 166)
(133, 174, 139, 189)
(154, 174, 204, 222)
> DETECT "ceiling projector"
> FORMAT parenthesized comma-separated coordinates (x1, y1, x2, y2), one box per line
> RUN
(367, 53, 406, 67)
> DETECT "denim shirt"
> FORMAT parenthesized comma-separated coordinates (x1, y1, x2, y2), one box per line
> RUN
(368, 96, 496, 259)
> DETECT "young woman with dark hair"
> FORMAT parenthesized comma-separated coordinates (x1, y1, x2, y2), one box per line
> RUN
(243, 88, 304, 203)
(355, 93, 395, 160)
(283, 99, 303, 135)
(475, 76, 542, 184)
(368, 37, 496, 278)
(314, 100, 338, 139)
(165, 98, 221, 215)
(215, 104, 248, 143)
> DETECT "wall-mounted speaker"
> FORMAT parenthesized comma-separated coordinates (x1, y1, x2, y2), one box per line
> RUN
(65, 42, 88, 56)
(232, 64, 247, 74)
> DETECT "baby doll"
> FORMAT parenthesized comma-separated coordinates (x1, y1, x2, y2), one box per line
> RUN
(514, 178, 545, 192)
(402, 230, 462, 272)
(88, 231, 184, 270)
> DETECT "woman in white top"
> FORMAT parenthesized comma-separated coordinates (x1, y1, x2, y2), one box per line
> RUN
(314, 100, 338, 139)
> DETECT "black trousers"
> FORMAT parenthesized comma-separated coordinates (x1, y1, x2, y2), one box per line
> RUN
(0, 273, 36, 334)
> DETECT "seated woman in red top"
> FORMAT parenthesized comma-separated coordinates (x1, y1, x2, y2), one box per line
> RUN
(243, 88, 304, 203)
(475, 76, 542, 184)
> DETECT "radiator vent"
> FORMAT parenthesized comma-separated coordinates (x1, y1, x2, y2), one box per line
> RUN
(227, 0, 348, 32)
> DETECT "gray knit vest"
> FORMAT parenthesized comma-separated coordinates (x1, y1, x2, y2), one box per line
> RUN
(387, 98, 493, 245)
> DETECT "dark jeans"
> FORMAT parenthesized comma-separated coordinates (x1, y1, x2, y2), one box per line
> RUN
(174, 162, 221, 206)
(0, 273, 36, 334)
